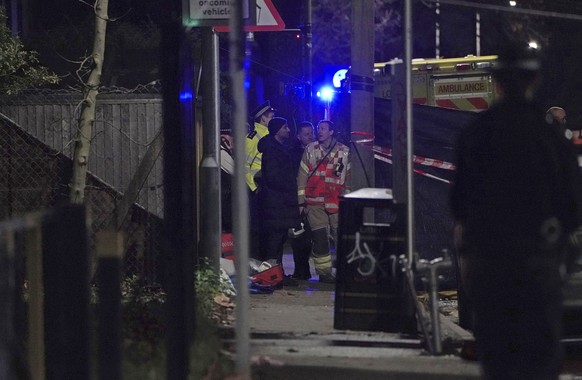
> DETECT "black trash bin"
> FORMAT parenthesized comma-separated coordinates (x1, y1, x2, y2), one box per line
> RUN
(334, 188, 417, 333)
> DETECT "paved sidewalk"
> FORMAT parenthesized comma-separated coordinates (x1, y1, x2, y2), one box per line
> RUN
(241, 252, 582, 379)
(249, 285, 481, 379)
(244, 252, 483, 379)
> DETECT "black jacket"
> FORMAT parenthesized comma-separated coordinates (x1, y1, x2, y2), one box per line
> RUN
(289, 138, 305, 174)
(451, 98, 582, 251)
(257, 135, 300, 230)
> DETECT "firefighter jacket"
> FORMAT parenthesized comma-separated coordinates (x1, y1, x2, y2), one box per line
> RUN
(297, 139, 351, 213)
(245, 122, 269, 191)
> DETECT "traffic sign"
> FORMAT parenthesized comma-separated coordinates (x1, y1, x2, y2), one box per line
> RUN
(183, 0, 256, 28)
(214, 0, 285, 32)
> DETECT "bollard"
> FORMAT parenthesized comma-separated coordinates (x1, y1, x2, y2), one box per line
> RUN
(96, 230, 123, 380)
(43, 205, 90, 380)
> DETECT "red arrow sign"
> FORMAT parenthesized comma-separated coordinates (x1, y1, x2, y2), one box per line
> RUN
(215, 0, 285, 32)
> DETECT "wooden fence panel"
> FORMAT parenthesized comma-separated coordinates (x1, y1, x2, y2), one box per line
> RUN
(0, 94, 164, 216)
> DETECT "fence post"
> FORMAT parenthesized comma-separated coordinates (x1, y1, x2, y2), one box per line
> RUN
(25, 223, 45, 380)
(43, 205, 91, 380)
(96, 230, 123, 380)
(0, 230, 17, 379)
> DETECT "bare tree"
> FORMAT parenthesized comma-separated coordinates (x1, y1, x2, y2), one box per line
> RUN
(312, 0, 401, 66)
(69, 0, 109, 204)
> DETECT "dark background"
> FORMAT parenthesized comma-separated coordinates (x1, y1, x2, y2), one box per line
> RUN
(3, 0, 582, 123)
(3, 0, 582, 286)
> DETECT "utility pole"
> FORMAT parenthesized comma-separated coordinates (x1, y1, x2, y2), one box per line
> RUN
(303, 0, 313, 120)
(350, 0, 375, 190)
(161, 8, 196, 378)
(10, 0, 18, 36)
(435, 0, 440, 58)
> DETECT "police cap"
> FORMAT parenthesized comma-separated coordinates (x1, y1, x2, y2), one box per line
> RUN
(251, 100, 276, 120)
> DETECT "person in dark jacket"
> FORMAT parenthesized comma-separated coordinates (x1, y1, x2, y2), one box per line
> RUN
(288, 121, 315, 280)
(451, 42, 582, 380)
(258, 117, 300, 287)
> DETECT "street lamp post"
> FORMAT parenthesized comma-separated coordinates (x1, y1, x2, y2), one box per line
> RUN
(304, 0, 313, 120)
(317, 86, 334, 120)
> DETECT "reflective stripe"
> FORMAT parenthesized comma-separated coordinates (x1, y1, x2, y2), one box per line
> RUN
(312, 255, 333, 273)
(298, 189, 305, 196)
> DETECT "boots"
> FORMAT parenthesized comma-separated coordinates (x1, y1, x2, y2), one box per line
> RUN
(318, 272, 336, 283)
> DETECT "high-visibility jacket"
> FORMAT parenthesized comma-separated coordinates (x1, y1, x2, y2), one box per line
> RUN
(245, 122, 269, 191)
(297, 139, 350, 213)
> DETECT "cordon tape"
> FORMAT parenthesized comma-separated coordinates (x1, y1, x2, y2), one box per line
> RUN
(373, 144, 454, 184)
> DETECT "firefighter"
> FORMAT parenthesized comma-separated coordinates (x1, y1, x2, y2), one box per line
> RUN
(451, 42, 582, 380)
(246, 100, 276, 260)
(297, 120, 350, 283)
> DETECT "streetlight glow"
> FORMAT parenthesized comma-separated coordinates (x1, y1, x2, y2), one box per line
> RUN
(528, 41, 539, 49)
(509, 1, 517, 6)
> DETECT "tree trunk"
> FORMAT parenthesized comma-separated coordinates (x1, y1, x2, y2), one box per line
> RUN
(69, 0, 109, 204)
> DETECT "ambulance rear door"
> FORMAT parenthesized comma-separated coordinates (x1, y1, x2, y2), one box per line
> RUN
(430, 74, 495, 112)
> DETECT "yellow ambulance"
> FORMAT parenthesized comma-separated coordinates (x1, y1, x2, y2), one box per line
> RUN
(373, 55, 498, 112)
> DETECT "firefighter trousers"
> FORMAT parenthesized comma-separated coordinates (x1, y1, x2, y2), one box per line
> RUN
(306, 205, 338, 276)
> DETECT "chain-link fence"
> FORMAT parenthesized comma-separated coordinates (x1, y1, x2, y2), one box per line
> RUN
(0, 84, 165, 285)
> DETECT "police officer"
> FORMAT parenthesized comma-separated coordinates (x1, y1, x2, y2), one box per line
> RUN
(246, 100, 275, 260)
(451, 43, 582, 380)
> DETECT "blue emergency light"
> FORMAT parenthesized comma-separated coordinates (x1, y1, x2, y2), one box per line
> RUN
(317, 86, 335, 102)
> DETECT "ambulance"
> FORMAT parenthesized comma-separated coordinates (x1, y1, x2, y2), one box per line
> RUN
(373, 55, 498, 112)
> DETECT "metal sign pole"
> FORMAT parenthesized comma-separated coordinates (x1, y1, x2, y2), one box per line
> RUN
(230, 0, 251, 378)
(199, 28, 222, 271)
(404, 0, 415, 264)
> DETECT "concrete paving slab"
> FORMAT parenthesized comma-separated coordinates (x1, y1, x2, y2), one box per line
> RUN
(250, 281, 335, 334)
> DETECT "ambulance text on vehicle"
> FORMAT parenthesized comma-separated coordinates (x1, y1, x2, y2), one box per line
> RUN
(373, 55, 499, 112)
